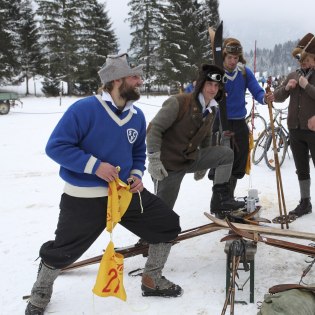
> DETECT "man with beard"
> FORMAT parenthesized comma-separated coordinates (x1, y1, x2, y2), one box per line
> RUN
(25, 53, 182, 315)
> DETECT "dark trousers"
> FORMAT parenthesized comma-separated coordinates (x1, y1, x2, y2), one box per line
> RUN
(227, 119, 249, 179)
(39, 189, 180, 269)
(289, 128, 315, 180)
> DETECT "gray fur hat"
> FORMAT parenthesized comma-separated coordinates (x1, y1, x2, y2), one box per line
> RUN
(98, 53, 144, 84)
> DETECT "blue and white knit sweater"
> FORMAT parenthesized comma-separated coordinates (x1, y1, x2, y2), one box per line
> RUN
(45, 93, 146, 198)
(225, 64, 265, 119)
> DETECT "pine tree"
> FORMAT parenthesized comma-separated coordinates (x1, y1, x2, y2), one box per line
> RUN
(127, 0, 163, 93)
(36, 0, 118, 95)
(158, 0, 213, 89)
(75, 0, 118, 94)
(18, 0, 42, 95)
(204, 0, 220, 28)
(0, 0, 21, 84)
(200, 0, 220, 62)
(36, 0, 84, 95)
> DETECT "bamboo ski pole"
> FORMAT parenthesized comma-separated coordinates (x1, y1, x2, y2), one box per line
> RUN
(265, 85, 289, 229)
(248, 40, 257, 189)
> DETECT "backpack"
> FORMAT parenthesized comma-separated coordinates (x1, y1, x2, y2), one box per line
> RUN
(257, 284, 315, 315)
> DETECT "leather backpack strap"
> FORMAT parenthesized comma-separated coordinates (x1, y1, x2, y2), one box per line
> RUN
(269, 284, 315, 294)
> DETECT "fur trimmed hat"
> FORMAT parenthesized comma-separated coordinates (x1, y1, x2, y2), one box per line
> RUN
(193, 64, 225, 102)
(98, 53, 144, 84)
(297, 33, 314, 49)
(292, 33, 314, 58)
(300, 36, 315, 62)
(223, 38, 246, 64)
(304, 36, 315, 55)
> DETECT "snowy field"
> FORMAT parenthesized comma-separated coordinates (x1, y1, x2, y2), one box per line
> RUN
(1, 93, 315, 315)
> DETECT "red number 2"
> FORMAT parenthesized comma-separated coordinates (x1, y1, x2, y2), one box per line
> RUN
(102, 268, 120, 293)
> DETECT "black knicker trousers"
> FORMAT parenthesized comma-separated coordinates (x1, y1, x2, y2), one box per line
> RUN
(227, 119, 249, 179)
(39, 188, 180, 269)
(289, 128, 315, 180)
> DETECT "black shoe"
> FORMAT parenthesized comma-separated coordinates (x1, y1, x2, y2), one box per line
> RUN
(212, 210, 228, 219)
(210, 183, 245, 214)
(141, 276, 183, 297)
(289, 198, 312, 218)
(25, 303, 44, 315)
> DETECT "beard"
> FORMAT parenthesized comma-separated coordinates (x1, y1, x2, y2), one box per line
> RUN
(119, 79, 141, 102)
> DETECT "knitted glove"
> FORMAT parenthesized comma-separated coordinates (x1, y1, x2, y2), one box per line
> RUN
(194, 170, 207, 181)
(221, 130, 234, 147)
(148, 152, 168, 181)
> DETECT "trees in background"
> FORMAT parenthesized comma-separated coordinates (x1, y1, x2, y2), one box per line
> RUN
(19, 0, 42, 95)
(245, 41, 298, 78)
(0, 0, 302, 95)
(157, 0, 211, 89)
(0, 0, 118, 95)
(0, 0, 22, 84)
(128, 0, 219, 91)
(127, 0, 163, 93)
(36, 0, 118, 95)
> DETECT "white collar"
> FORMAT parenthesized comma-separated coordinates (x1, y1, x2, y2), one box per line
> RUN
(225, 63, 245, 81)
(101, 91, 137, 114)
(198, 93, 218, 113)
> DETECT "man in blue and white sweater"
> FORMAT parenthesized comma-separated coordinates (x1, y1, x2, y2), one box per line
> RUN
(209, 38, 274, 198)
(25, 54, 182, 315)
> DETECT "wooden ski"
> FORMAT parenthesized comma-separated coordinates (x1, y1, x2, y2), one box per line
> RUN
(204, 212, 315, 241)
(208, 20, 228, 131)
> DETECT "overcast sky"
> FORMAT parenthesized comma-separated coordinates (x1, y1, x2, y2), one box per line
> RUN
(104, 0, 315, 53)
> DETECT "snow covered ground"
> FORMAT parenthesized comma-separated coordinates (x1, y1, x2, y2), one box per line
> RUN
(1, 94, 315, 315)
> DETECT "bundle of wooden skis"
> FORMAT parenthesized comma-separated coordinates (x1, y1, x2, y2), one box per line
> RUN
(204, 213, 315, 257)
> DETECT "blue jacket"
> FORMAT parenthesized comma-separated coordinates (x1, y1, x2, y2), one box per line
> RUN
(45, 95, 146, 197)
(225, 65, 265, 119)
(184, 83, 194, 93)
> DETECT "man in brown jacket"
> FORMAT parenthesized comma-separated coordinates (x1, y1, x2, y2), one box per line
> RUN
(273, 34, 315, 217)
(146, 64, 244, 219)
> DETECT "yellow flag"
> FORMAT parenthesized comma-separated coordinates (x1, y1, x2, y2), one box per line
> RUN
(92, 241, 127, 301)
(106, 177, 132, 233)
(93, 176, 133, 301)
(245, 132, 254, 175)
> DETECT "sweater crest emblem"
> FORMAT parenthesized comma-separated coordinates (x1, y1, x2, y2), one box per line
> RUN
(127, 128, 138, 143)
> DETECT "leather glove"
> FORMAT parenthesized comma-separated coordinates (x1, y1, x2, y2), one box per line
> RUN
(148, 152, 168, 181)
(194, 170, 207, 181)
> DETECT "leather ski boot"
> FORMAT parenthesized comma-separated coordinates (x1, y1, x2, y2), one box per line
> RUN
(228, 176, 238, 199)
(141, 243, 183, 297)
(25, 260, 60, 315)
(289, 198, 312, 218)
(210, 182, 245, 219)
(25, 303, 44, 315)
